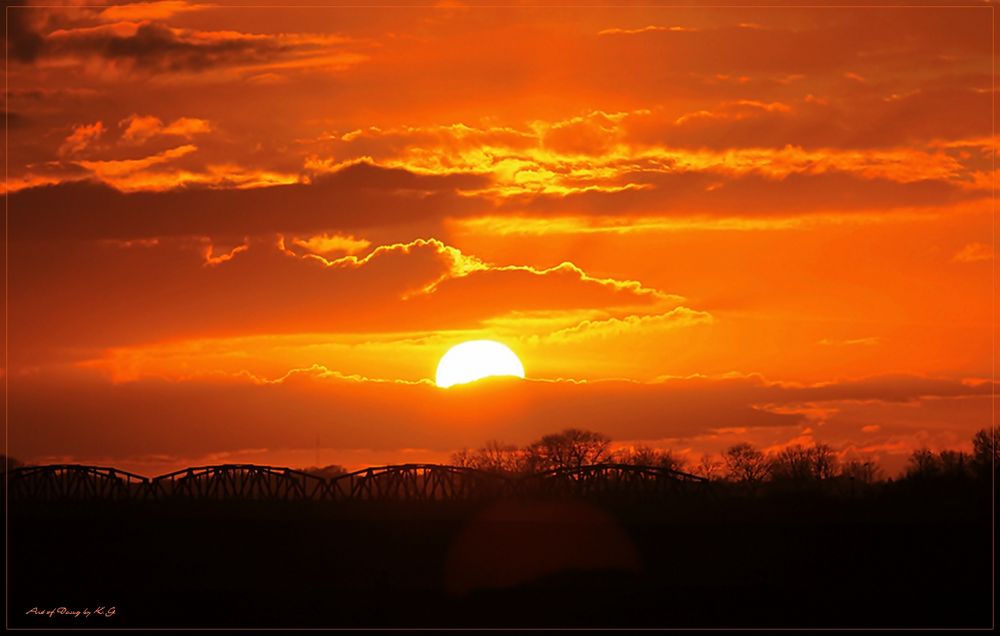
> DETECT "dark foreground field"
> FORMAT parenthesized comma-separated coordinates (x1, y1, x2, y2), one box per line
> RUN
(7, 484, 994, 629)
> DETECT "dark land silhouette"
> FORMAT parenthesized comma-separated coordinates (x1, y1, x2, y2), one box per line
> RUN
(5, 427, 996, 628)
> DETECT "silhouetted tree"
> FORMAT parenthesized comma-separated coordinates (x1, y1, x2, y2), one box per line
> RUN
(769, 445, 815, 482)
(906, 448, 941, 479)
(694, 453, 725, 481)
(904, 446, 978, 486)
(451, 440, 526, 473)
(810, 444, 839, 480)
(1, 455, 25, 471)
(839, 459, 882, 484)
(972, 426, 998, 478)
(451, 447, 474, 468)
(612, 445, 684, 471)
(771, 444, 838, 482)
(938, 450, 972, 479)
(525, 428, 611, 471)
(723, 443, 769, 484)
(301, 464, 347, 479)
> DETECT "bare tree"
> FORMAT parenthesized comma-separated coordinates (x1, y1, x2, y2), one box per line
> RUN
(480, 440, 526, 473)
(694, 453, 725, 481)
(612, 445, 684, 472)
(972, 426, 999, 477)
(301, 464, 347, 479)
(770, 444, 839, 482)
(451, 447, 474, 468)
(453, 440, 526, 473)
(525, 428, 612, 471)
(938, 450, 972, 478)
(839, 459, 883, 484)
(1, 455, 25, 471)
(905, 446, 980, 482)
(810, 444, 839, 480)
(769, 445, 814, 482)
(906, 448, 941, 479)
(723, 443, 769, 483)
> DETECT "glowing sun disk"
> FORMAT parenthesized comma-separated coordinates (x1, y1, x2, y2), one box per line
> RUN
(435, 340, 526, 388)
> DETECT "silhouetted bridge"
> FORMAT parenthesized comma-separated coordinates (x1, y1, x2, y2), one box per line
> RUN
(3, 463, 710, 502)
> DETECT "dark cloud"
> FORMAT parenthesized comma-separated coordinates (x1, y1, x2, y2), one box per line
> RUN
(498, 170, 983, 217)
(6, 159, 983, 247)
(623, 87, 992, 151)
(46, 22, 284, 73)
(759, 375, 994, 405)
(5, 162, 492, 241)
(6, 9, 363, 75)
(3, 111, 26, 130)
(594, 10, 990, 76)
(4, 8, 47, 63)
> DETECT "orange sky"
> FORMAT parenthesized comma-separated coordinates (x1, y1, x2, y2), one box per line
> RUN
(3, 1, 996, 476)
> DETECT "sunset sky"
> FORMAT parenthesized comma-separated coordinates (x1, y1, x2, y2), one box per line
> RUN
(4, 1, 996, 476)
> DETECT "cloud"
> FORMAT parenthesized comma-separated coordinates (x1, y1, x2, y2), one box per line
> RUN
(671, 99, 792, 126)
(6, 160, 978, 241)
(75, 143, 198, 179)
(536, 308, 713, 343)
(58, 121, 106, 156)
(818, 337, 880, 347)
(494, 169, 980, 218)
(5, 27, 991, 215)
(119, 113, 212, 144)
(301, 110, 987, 211)
(6, 161, 489, 239)
(590, 15, 989, 76)
(953, 242, 993, 263)
(623, 89, 991, 151)
(5, 7, 47, 63)
(13, 11, 367, 78)
(7, 236, 673, 363)
(10, 105, 985, 232)
(598, 25, 693, 36)
(756, 374, 994, 405)
(58, 144, 293, 192)
(412, 260, 671, 312)
(98, 1, 213, 22)
(448, 214, 818, 237)
(291, 233, 371, 256)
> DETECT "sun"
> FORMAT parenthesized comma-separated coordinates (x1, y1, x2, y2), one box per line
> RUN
(435, 340, 526, 388)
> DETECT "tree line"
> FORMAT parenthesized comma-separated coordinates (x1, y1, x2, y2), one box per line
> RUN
(451, 428, 683, 474)
(449, 426, 999, 487)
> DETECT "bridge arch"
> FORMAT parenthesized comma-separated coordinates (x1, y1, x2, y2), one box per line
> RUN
(151, 464, 327, 501)
(523, 463, 711, 499)
(6, 464, 150, 501)
(328, 463, 510, 501)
